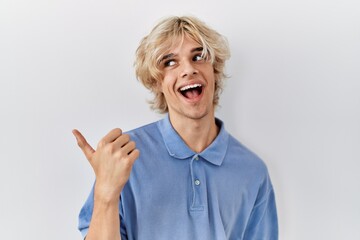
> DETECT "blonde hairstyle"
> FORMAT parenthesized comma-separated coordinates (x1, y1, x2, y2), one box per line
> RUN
(135, 16, 230, 113)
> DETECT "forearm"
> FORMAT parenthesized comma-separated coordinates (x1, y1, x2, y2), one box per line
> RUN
(85, 195, 121, 240)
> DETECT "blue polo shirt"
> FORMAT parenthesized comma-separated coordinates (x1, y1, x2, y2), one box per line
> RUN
(78, 116, 278, 239)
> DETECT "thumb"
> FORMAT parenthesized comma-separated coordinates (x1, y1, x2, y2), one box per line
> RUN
(72, 129, 95, 161)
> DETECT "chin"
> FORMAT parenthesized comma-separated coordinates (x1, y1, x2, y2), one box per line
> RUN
(183, 109, 211, 120)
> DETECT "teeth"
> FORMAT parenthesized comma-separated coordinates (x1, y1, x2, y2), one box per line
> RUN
(180, 84, 202, 91)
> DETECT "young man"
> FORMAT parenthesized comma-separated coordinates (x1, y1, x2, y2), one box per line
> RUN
(73, 16, 278, 240)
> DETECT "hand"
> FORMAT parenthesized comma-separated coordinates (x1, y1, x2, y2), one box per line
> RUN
(72, 128, 139, 202)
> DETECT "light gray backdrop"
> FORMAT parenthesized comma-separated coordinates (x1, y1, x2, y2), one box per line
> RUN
(1, 0, 359, 239)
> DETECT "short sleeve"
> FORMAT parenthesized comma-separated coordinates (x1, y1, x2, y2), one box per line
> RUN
(119, 196, 128, 240)
(78, 184, 126, 239)
(78, 185, 95, 238)
(243, 173, 278, 240)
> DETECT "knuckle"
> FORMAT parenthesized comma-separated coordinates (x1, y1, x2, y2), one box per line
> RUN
(114, 128, 122, 135)
(123, 134, 130, 142)
(97, 140, 106, 148)
(77, 141, 83, 148)
(129, 141, 136, 148)
(107, 144, 116, 154)
(114, 150, 124, 159)
(123, 157, 133, 167)
(130, 149, 139, 160)
(123, 155, 131, 163)
(130, 149, 140, 161)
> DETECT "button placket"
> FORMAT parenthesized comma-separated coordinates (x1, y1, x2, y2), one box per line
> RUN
(190, 155, 204, 211)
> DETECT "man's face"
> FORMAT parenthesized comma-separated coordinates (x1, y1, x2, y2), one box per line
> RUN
(158, 37, 216, 121)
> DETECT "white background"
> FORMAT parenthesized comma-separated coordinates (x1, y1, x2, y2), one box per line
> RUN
(1, 0, 359, 239)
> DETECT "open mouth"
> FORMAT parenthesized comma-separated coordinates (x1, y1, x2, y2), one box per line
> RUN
(179, 84, 203, 99)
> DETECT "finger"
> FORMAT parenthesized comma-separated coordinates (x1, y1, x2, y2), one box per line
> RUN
(98, 128, 123, 147)
(121, 141, 136, 155)
(113, 133, 130, 149)
(72, 129, 95, 160)
(128, 149, 140, 163)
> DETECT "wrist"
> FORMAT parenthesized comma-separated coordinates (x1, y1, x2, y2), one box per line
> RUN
(93, 182, 123, 205)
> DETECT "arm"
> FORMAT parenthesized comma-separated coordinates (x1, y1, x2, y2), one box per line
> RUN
(243, 173, 278, 240)
(73, 128, 139, 240)
(243, 187, 278, 240)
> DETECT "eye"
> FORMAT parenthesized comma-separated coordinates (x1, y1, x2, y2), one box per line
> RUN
(193, 54, 204, 62)
(164, 59, 176, 67)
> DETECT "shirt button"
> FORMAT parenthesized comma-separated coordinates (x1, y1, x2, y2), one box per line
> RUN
(195, 156, 199, 161)
(194, 179, 201, 186)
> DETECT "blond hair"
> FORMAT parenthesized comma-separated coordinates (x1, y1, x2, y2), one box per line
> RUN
(135, 16, 230, 113)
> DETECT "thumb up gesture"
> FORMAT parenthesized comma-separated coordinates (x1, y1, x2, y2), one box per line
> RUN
(73, 128, 139, 202)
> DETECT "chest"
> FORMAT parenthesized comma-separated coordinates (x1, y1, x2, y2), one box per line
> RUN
(125, 154, 258, 217)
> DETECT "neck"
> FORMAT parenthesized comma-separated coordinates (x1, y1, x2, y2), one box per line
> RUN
(168, 113, 219, 153)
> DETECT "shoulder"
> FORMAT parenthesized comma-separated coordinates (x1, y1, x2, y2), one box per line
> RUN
(124, 120, 161, 143)
(226, 135, 275, 196)
(125, 121, 158, 137)
(215, 118, 269, 176)
(226, 133, 269, 178)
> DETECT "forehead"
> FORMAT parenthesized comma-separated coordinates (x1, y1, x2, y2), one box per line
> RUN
(163, 35, 202, 55)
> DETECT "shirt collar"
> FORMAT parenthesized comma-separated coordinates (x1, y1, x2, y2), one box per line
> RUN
(157, 115, 229, 166)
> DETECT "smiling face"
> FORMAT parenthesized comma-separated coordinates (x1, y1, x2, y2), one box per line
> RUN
(158, 36, 216, 122)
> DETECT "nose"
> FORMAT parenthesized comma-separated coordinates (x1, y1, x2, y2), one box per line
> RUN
(180, 60, 198, 78)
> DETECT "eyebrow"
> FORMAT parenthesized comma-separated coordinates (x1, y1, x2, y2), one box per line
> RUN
(159, 47, 203, 64)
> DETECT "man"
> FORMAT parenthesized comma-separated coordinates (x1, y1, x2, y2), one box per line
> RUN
(73, 16, 278, 240)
